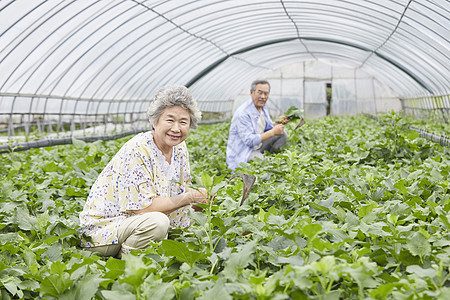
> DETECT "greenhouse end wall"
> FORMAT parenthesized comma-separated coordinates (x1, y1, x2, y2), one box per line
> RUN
(233, 60, 401, 119)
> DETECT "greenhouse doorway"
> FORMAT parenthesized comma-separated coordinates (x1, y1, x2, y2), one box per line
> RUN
(326, 83, 332, 116)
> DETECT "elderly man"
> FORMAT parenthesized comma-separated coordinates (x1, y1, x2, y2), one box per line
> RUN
(226, 79, 287, 170)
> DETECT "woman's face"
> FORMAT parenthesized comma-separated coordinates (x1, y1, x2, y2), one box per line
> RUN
(153, 105, 191, 151)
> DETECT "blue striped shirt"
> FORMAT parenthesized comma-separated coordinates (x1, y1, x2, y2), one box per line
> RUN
(226, 99, 274, 170)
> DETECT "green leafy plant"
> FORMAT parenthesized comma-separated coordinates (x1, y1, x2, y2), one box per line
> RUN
(0, 115, 449, 298)
(275, 106, 304, 124)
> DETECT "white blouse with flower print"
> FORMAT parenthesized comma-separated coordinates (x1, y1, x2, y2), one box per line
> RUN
(79, 131, 191, 247)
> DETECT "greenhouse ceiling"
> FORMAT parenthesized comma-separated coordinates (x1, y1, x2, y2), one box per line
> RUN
(0, 0, 449, 104)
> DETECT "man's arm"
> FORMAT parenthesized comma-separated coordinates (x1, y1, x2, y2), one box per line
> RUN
(236, 114, 263, 147)
(261, 123, 284, 142)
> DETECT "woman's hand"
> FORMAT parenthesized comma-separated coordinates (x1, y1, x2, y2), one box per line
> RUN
(186, 187, 217, 212)
(185, 187, 208, 204)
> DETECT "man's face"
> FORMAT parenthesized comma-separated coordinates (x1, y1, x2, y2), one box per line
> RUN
(251, 83, 270, 112)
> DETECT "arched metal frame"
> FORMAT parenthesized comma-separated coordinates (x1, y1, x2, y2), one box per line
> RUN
(0, 0, 449, 143)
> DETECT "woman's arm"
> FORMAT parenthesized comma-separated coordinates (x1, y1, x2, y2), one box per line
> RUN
(132, 187, 208, 215)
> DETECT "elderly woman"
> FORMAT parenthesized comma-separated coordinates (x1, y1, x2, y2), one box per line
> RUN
(79, 85, 207, 258)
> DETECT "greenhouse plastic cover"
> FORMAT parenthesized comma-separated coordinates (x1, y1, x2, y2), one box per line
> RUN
(0, 0, 449, 118)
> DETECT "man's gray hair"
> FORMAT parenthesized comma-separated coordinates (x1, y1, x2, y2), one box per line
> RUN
(251, 79, 271, 91)
(147, 85, 202, 129)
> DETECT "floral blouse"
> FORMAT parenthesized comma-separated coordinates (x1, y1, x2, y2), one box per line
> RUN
(79, 131, 191, 247)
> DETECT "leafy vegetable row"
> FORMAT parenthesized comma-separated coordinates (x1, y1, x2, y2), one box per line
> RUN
(0, 113, 449, 299)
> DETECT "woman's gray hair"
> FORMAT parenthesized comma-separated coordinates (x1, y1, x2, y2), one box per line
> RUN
(147, 85, 202, 129)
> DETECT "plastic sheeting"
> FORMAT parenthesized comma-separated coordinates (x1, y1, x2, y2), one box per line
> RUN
(0, 0, 449, 140)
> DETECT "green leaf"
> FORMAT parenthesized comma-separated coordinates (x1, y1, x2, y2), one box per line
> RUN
(394, 180, 409, 195)
(211, 216, 224, 228)
(371, 188, 386, 201)
(314, 176, 324, 184)
(406, 232, 431, 259)
(346, 258, 379, 289)
(309, 202, 331, 214)
(23, 248, 37, 267)
(387, 214, 398, 225)
(101, 290, 136, 300)
(43, 229, 78, 245)
(323, 290, 340, 300)
(44, 243, 63, 262)
(302, 223, 322, 239)
(119, 262, 147, 289)
(312, 238, 335, 251)
(142, 281, 176, 300)
(201, 171, 213, 188)
(266, 214, 287, 226)
(437, 287, 450, 299)
(65, 187, 85, 197)
(360, 221, 390, 237)
(358, 203, 377, 218)
(213, 174, 227, 186)
(211, 181, 227, 195)
(439, 215, 450, 229)
(223, 240, 257, 277)
(36, 211, 50, 235)
(345, 210, 360, 227)
(43, 162, 58, 172)
(275, 255, 304, 266)
(283, 106, 303, 119)
(285, 266, 313, 289)
(199, 278, 232, 300)
(160, 239, 205, 266)
(40, 274, 73, 297)
(50, 261, 67, 275)
(72, 137, 87, 148)
(59, 275, 104, 300)
(430, 168, 443, 183)
(313, 256, 335, 274)
(406, 130, 419, 140)
(105, 257, 125, 279)
(257, 207, 266, 222)
(188, 210, 208, 226)
(0, 276, 21, 296)
(13, 207, 37, 231)
(17, 278, 39, 293)
(369, 283, 404, 298)
(406, 265, 437, 278)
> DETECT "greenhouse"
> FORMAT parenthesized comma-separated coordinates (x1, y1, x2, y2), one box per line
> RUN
(0, 0, 449, 299)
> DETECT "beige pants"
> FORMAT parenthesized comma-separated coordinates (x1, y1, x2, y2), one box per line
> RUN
(86, 211, 170, 257)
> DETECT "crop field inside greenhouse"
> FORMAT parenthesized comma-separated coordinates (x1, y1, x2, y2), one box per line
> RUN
(0, 114, 449, 299)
